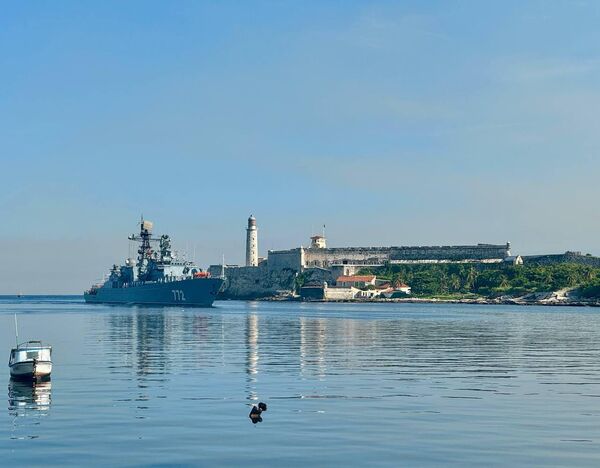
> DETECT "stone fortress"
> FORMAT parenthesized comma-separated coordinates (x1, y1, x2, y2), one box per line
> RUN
(208, 215, 517, 299)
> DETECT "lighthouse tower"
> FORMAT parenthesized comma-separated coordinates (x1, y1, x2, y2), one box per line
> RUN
(246, 215, 258, 267)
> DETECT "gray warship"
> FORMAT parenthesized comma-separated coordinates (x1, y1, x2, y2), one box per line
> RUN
(84, 219, 223, 306)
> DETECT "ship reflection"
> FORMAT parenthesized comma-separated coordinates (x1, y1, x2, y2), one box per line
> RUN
(8, 379, 52, 417)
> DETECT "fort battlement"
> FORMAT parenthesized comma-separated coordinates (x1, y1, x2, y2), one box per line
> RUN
(271, 243, 512, 271)
(523, 252, 600, 268)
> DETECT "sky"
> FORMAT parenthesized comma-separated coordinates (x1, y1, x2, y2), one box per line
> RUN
(1, 1, 600, 293)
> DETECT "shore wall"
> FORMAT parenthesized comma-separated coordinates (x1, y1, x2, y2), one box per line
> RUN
(273, 243, 511, 269)
(524, 253, 600, 267)
(267, 248, 303, 271)
(216, 264, 297, 299)
(209, 264, 335, 300)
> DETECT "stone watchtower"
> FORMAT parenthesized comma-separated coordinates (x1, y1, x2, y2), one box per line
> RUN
(310, 235, 326, 249)
(246, 215, 258, 267)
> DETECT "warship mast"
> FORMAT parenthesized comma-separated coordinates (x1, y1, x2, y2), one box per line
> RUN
(128, 217, 158, 280)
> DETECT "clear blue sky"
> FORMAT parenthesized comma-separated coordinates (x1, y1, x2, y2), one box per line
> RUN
(2, 1, 600, 293)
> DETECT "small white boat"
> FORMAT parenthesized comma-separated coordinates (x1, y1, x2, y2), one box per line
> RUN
(9, 341, 53, 380)
(8, 314, 52, 380)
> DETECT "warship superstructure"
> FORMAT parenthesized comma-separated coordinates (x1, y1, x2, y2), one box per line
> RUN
(84, 219, 223, 306)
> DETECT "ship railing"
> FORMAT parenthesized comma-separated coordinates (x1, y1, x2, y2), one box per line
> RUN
(16, 340, 51, 350)
(121, 275, 196, 288)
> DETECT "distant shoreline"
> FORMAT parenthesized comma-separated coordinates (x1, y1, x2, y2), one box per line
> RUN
(258, 296, 600, 307)
(3, 294, 599, 308)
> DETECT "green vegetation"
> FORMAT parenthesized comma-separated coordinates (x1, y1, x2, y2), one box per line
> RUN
(294, 273, 306, 291)
(578, 279, 600, 299)
(358, 263, 600, 299)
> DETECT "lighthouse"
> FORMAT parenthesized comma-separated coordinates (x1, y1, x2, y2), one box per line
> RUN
(246, 215, 258, 267)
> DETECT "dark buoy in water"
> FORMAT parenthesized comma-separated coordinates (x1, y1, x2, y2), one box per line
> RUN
(249, 402, 268, 424)
(249, 405, 262, 424)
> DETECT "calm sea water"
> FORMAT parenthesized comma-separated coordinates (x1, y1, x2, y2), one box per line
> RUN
(1, 297, 600, 466)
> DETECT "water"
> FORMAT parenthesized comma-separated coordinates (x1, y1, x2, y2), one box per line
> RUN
(2, 297, 600, 466)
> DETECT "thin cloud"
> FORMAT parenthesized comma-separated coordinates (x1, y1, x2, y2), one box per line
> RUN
(329, 10, 447, 50)
(493, 57, 600, 82)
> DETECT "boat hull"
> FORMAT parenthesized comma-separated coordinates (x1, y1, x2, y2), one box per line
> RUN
(84, 277, 223, 307)
(10, 361, 52, 380)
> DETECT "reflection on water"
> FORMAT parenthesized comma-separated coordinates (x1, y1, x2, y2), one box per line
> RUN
(8, 379, 52, 416)
(97, 304, 600, 391)
(300, 317, 328, 379)
(8, 379, 52, 441)
(246, 313, 259, 402)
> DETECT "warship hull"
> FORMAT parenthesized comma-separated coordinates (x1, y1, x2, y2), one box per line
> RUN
(84, 277, 223, 307)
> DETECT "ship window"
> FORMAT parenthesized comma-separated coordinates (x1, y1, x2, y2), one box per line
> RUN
(26, 351, 41, 359)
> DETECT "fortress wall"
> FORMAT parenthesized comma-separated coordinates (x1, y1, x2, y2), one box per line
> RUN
(217, 264, 297, 299)
(304, 248, 390, 268)
(389, 244, 509, 261)
(267, 249, 303, 271)
(302, 267, 335, 285)
(323, 286, 357, 301)
(523, 253, 600, 268)
(302, 244, 509, 268)
(210, 264, 333, 300)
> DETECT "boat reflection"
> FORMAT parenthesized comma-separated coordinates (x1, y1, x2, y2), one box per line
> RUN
(8, 378, 52, 417)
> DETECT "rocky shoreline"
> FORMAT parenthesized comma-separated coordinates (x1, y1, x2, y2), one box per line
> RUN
(374, 297, 600, 307)
(257, 291, 600, 307)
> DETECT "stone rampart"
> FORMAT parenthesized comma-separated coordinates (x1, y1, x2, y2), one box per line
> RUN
(323, 286, 358, 301)
(389, 244, 509, 261)
(211, 263, 297, 299)
(302, 267, 335, 285)
(304, 248, 389, 268)
(302, 243, 510, 269)
(267, 248, 303, 271)
(523, 253, 600, 268)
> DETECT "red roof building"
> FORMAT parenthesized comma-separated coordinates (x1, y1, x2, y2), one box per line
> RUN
(336, 275, 376, 288)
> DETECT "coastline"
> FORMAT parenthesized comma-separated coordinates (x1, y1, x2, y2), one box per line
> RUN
(257, 295, 600, 307)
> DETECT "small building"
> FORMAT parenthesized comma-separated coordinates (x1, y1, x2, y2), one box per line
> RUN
(394, 282, 411, 294)
(330, 260, 385, 279)
(503, 255, 523, 266)
(356, 288, 381, 299)
(378, 281, 411, 298)
(336, 275, 376, 288)
(310, 235, 327, 249)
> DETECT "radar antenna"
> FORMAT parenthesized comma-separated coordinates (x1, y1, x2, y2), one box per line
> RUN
(127, 219, 160, 278)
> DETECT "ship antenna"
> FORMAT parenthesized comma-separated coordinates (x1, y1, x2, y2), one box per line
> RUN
(14, 313, 19, 347)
